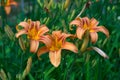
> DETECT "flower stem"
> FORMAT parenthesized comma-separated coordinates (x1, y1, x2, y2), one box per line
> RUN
(76, 4, 86, 18)
(76, 1, 91, 18)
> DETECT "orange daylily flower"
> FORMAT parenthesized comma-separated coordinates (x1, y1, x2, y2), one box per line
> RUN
(0, 0, 18, 15)
(70, 17, 109, 43)
(37, 31, 78, 67)
(16, 19, 49, 53)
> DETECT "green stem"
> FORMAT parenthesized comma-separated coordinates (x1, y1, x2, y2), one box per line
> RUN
(86, 53, 90, 80)
(76, 3, 86, 18)
(19, 51, 25, 80)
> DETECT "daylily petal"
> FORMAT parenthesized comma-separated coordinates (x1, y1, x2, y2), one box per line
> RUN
(39, 35, 52, 48)
(90, 32, 98, 43)
(18, 22, 29, 29)
(82, 17, 90, 25)
(38, 25, 49, 36)
(90, 18, 99, 27)
(62, 42, 78, 53)
(49, 50, 61, 67)
(5, 6, 11, 15)
(92, 46, 109, 59)
(30, 40, 39, 53)
(16, 30, 27, 38)
(52, 31, 61, 37)
(36, 21, 40, 30)
(96, 26, 109, 37)
(75, 17, 81, 21)
(37, 46, 49, 57)
(76, 27, 86, 39)
(29, 21, 34, 29)
(58, 33, 71, 43)
(70, 20, 82, 27)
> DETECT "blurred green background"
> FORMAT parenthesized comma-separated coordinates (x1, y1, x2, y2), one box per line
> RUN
(0, 0, 120, 80)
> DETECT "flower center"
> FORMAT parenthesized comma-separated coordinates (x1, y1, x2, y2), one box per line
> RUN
(50, 37, 62, 51)
(89, 29, 95, 32)
(83, 23, 95, 32)
(83, 23, 89, 30)
(27, 26, 40, 40)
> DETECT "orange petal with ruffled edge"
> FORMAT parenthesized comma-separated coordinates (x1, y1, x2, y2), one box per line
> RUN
(30, 40, 39, 53)
(90, 18, 99, 27)
(90, 32, 98, 43)
(49, 50, 61, 67)
(76, 27, 86, 39)
(38, 25, 49, 36)
(36, 21, 40, 30)
(16, 30, 27, 38)
(82, 17, 90, 25)
(18, 22, 29, 30)
(52, 31, 61, 37)
(37, 46, 49, 57)
(39, 35, 52, 48)
(58, 33, 71, 43)
(70, 20, 82, 27)
(62, 42, 78, 53)
(96, 26, 109, 37)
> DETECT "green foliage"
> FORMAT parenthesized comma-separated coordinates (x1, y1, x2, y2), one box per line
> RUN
(0, 0, 120, 80)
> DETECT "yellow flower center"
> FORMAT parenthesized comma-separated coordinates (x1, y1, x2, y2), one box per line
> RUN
(83, 23, 89, 30)
(27, 26, 40, 40)
(83, 23, 95, 32)
(89, 29, 95, 32)
(50, 37, 62, 51)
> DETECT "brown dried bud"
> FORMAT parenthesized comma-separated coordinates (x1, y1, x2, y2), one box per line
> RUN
(85, 1, 92, 8)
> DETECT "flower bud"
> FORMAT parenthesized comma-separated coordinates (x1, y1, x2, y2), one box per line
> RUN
(0, 69, 7, 80)
(64, 0, 70, 10)
(80, 31, 89, 52)
(4, 25, 15, 41)
(22, 57, 32, 79)
(18, 37, 26, 51)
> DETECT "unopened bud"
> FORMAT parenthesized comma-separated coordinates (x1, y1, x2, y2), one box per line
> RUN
(92, 46, 109, 59)
(85, 1, 91, 8)
(69, 10, 75, 20)
(4, 25, 15, 41)
(64, 0, 70, 10)
(22, 57, 32, 79)
(19, 37, 26, 51)
(80, 31, 89, 52)
(0, 69, 8, 80)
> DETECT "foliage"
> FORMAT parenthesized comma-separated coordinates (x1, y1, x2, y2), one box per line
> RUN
(0, 0, 120, 80)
